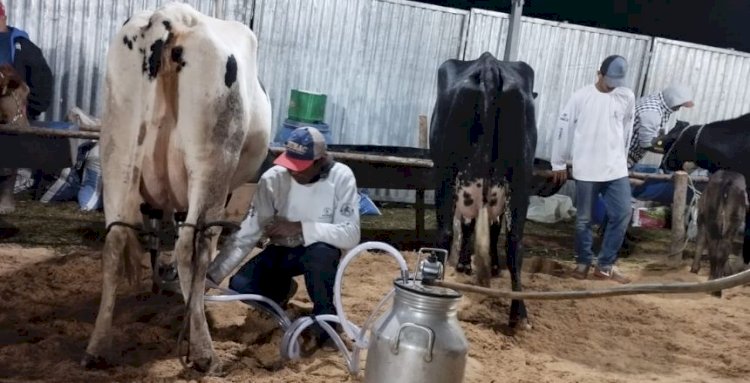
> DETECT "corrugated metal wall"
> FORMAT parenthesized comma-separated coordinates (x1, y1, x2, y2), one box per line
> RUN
(8, 1, 750, 203)
(254, 0, 467, 146)
(463, 9, 652, 161)
(643, 37, 750, 125)
(254, 0, 467, 203)
(4, 0, 253, 122)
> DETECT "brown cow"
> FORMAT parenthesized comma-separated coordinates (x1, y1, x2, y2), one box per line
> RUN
(691, 169, 748, 297)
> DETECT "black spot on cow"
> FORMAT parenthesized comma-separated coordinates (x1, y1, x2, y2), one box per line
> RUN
(162, 20, 172, 31)
(137, 123, 147, 146)
(475, 182, 481, 187)
(462, 191, 474, 207)
(145, 20, 153, 30)
(132, 35, 137, 42)
(225, 55, 238, 88)
(489, 198, 498, 207)
(147, 39, 165, 80)
(171, 46, 187, 72)
(123, 36, 133, 50)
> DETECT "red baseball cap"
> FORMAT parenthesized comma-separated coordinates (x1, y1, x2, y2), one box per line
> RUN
(273, 126, 327, 172)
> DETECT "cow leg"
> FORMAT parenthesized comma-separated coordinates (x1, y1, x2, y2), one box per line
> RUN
(82, 224, 142, 368)
(743, 212, 750, 265)
(506, 181, 531, 330)
(173, 209, 221, 374)
(458, 218, 475, 275)
(690, 224, 707, 273)
(490, 220, 502, 277)
(707, 241, 722, 297)
(435, 168, 458, 266)
(488, 185, 508, 278)
(173, 173, 231, 374)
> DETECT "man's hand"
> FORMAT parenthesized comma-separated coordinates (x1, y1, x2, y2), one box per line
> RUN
(266, 220, 303, 239)
(551, 169, 568, 185)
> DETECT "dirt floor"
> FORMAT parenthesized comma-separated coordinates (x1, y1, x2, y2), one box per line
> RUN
(1, 196, 750, 383)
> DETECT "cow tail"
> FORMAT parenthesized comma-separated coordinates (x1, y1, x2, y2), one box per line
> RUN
(474, 204, 493, 287)
(481, 63, 502, 161)
(474, 61, 502, 288)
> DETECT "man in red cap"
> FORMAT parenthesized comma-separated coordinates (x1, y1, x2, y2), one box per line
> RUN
(208, 126, 360, 350)
(0, 0, 53, 214)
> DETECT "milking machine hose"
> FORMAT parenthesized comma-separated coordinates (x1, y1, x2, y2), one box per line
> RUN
(204, 281, 293, 329)
(204, 241, 411, 376)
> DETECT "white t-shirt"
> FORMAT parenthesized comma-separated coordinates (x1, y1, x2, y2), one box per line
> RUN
(207, 162, 361, 283)
(550, 84, 635, 182)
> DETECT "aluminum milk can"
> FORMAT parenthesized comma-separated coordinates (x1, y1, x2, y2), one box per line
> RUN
(364, 278, 468, 383)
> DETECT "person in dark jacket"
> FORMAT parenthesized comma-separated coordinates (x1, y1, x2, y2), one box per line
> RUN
(0, 2, 52, 119)
(0, 0, 54, 214)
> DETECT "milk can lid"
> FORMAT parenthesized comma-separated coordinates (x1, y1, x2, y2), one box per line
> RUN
(393, 278, 462, 299)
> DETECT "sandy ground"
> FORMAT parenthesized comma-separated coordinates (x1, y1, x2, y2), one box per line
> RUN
(1, 196, 749, 383)
(1, 236, 750, 383)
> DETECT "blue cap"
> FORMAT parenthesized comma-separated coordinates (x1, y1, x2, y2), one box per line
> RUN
(273, 126, 327, 171)
(600, 55, 628, 88)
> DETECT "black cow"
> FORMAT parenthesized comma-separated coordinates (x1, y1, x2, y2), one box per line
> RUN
(653, 113, 750, 266)
(690, 170, 747, 297)
(430, 51, 537, 329)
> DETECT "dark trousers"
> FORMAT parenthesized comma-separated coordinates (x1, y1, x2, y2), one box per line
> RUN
(229, 242, 342, 339)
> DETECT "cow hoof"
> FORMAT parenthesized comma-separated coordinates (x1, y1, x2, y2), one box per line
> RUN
(192, 356, 222, 375)
(689, 266, 700, 274)
(158, 263, 179, 282)
(510, 318, 533, 332)
(81, 353, 109, 369)
(491, 265, 501, 277)
(456, 262, 473, 275)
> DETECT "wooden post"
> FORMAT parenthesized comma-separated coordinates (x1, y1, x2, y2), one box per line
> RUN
(418, 115, 428, 149)
(415, 115, 429, 241)
(669, 171, 689, 262)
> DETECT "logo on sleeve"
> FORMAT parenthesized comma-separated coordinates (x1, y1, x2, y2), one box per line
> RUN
(339, 203, 354, 217)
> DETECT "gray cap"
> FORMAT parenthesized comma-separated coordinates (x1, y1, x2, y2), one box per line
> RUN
(662, 84, 694, 108)
(599, 55, 628, 88)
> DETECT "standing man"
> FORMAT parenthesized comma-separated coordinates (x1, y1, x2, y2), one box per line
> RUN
(0, 0, 54, 213)
(207, 126, 360, 350)
(550, 55, 635, 284)
(627, 84, 695, 169)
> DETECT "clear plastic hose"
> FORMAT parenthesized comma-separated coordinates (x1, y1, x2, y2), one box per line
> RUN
(205, 241, 411, 376)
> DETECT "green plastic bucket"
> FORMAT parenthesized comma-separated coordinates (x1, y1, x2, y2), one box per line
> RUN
(288, 89, 327, 123)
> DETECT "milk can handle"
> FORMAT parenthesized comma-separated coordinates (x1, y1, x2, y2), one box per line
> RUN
(390, 322, 435, 362)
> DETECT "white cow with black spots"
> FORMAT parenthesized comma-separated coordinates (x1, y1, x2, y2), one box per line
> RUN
(82, 2, 271, 374)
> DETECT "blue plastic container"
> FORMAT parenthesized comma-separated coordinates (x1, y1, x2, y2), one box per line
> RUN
(273, 118, 333, 145)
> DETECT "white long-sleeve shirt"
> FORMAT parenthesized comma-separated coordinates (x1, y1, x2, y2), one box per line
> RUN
(550, 84, 635, 182)
(207, 162, 361, 283)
